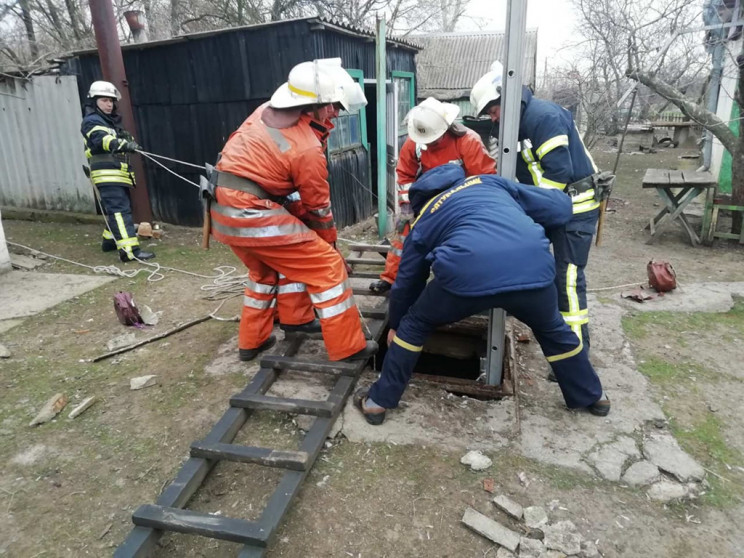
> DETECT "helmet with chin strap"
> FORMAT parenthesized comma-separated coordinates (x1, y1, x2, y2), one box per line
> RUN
(88, 81, 121, 101)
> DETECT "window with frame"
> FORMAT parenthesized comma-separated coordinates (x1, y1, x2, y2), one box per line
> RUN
(328, 110, 362, 153)
(395, 78, 412, 135)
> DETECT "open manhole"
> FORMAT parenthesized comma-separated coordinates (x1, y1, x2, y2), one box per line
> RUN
(373, 314, 514, 400)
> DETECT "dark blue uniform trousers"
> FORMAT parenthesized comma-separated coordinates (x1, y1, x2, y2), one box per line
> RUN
(548, 208, 599, 350)
(97, 184, 140, 260)
(368, 279, 603, 410)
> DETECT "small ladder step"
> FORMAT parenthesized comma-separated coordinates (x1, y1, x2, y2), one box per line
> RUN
(230, 393, 335, 417)
(349, 270, 383, 279)
(346, 257, 386, 266)
(132, 504, 268, 545)
(261, 355, 359, 376)
(190, 441, 310, 471)
(344, 243, 391, 253)
(360, 307, 387, 320)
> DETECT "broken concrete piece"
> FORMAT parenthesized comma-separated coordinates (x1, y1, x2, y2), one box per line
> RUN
(642, 433, 705, 482)
(29, 393, 68, 426)
(460, 450, 492, 471)
(495, 549, 516, 558)
(0, 343, 10, 358)
(461, 507, 520, 552)
(543, 520, 582, 556)
(587, 446, 629, 482)
(130, 375, 158, 390)
(493, 494, 523, 519)
(647, 479, 688, 502)
(10, 254, 44, 270)
(621, 460, 660, 486)
(519, 536, 545, 558)
(523, 506, 548, 528)
(296, 414, 342, 439)
(580, 539, 600, 558)
(68, 396, 96, 419)
(107, 332, 137, 352)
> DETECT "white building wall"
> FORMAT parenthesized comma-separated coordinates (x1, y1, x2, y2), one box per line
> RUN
(710, 37, 741, 181)
(0, 209, 11, 273)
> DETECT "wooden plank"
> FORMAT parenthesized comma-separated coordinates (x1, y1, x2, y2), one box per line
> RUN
(667, 170, 684, 186)
(132, 504, 269, 545)
(346, 257, 386, 266)
(343, 243, 392, 253)
(360, 307, 387, 320)
(260, 355, 359, 376)
(229, 394, 335, 417)
(681, 171, 716, 186)
(642, 168, 670, 188)
(190, 442, 310, 471)
(349, 271, 382, 279)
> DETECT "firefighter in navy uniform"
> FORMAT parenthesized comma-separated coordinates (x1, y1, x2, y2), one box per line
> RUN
(81, 81, 154, 262)
(353, 165, 610, 425)
(471, 63, 601, 362)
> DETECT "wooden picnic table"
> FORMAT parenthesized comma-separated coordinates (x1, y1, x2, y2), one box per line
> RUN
(642, 168, 716, 245)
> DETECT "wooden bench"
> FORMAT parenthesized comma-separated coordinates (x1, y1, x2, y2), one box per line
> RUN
(642, 168, 717, 245)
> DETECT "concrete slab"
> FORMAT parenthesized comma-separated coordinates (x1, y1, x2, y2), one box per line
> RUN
(0, 271, 114, 320)
(618, 282, 744, 313)
(0, 319, 24, 334)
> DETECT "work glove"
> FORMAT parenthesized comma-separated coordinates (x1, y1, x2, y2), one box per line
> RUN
(118, 140, 141, 153)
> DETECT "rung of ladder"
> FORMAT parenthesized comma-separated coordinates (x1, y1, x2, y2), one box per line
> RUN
(345, 243, 391, 253)
(261, 355, 359, 376)
(349, 271, 382, 279)
(346, 257, 386, 266)
(230, 393, 335, 417)
(360, 307, 387, 320)
(190, 441, 310, 471)
(352, 287, 388, 297)
(132, 504, 268, 545)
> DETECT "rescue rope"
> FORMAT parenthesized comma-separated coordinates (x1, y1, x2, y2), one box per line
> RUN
(137, 151, 201, 189)
(136, 150, 207, 171)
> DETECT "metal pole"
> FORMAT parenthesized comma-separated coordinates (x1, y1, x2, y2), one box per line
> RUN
(484, 0, 528, 386)
(375, 16, 388, 238)
(89, 0, 153, 223)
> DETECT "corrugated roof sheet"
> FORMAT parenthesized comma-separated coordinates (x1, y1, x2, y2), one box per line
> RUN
(414, 30, 538, 100)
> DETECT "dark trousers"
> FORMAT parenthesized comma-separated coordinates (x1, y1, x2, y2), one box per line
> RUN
(368, 280, 603, 410)
(97, 184, 140, 260)
(548, 208, 599, 350)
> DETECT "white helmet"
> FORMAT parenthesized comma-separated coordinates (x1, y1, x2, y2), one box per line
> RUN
(270, 58, 367, 112)
(88, 80, 121, 101)
(406, 97, 460, 144)
(470, 61, 504, 116)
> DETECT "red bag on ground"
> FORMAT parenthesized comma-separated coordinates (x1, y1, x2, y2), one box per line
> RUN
(647, 260, 677, 292)
(114, 291, 144, 326)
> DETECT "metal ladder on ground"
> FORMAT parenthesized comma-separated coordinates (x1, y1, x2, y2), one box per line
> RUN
(115, 246, 389, 557)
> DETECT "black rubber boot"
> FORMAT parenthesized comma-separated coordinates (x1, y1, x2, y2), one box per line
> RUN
(120, 250, 155, 262)
(342, 340, 379, 362)
(239, 335, 277, 362)
(369, 280, 392, 293)
(101, 239, 117, 252)
(280, 319, 322, 334)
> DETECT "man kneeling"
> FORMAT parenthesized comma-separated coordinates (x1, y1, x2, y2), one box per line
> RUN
(354, 164, 610, 425)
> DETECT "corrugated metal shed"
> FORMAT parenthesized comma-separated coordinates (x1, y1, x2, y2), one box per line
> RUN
(0, 75, 94, 213)
(62, 17, 418, 227)
(414, 30, 538, 101)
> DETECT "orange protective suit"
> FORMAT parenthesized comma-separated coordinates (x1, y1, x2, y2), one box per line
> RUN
(379, 128, 497, 284)
(211, 103, 366, 361)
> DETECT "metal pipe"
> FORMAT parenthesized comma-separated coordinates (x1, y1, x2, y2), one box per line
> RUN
(375, 16, 388, 238)
(88, 0, 153, 222)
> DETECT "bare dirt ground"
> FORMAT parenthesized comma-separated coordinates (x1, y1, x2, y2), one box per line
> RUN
(1, 146, 744, 557)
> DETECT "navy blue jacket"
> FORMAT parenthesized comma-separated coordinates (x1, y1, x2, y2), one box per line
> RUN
(516, 87, 597, 198)
(389, 164, 573, 329)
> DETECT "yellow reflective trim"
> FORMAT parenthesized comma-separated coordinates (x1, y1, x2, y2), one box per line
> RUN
(114, 212, 134, 255)
(392, 335, 423, 352)
(539, 177, 565, 190)
(288, 83, 318, 99)
(536, 135, 569, 159)
(411, 196, 439, 228)
(561, 309, 588, 317)
(572, 189, 596, 203)
(546, 339, 583, 362)
(521, 146, 543, 186)
(102, 135, 114, 151)
(102, 229, 114, 239)
(572, 200, 600, 214)
(86, 125, 113, 138)
(85, 148, 91, 158)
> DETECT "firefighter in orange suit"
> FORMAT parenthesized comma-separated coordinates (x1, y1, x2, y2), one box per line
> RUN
(369, 97, 497, 293)
(210, 58, 377, 362)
